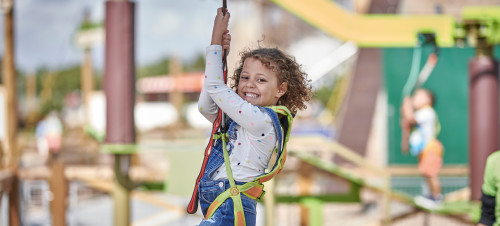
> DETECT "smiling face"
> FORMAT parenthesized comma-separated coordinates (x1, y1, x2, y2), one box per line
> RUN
(237, 57, 287, 106)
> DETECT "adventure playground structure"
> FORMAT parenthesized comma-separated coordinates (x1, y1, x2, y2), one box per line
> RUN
(0, 0, 500, 225)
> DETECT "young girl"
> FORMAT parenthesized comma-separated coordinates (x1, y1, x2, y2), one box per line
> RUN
(196, 8, 312, 225)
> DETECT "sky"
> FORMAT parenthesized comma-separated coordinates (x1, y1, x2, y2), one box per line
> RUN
(0, 0, 221, 72)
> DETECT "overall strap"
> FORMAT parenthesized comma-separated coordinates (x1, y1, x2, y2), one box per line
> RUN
(255, 106, 293, 183)
(205, 133, 247, 226)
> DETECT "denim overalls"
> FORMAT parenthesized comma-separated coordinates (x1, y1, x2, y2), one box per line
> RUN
(198, 107, 284, 226)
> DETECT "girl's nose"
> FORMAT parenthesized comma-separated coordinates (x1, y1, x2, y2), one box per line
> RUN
(247, 80, 256, 88)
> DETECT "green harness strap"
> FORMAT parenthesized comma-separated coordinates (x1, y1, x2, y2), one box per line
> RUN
(204, 106, 293, 226)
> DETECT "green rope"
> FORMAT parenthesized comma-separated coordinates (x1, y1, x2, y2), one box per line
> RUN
(402, 45, 422, 97)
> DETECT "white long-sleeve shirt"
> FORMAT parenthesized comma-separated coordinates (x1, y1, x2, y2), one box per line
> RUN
(198, 45, 277, 182)
(410, 106, 438, 153)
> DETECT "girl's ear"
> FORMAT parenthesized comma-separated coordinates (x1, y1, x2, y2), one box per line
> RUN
(277, 82, 288, 98)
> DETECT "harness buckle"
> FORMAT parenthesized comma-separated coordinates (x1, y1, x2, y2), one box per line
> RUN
(229, 187, 240, 196)
(212, 132, 229, 142)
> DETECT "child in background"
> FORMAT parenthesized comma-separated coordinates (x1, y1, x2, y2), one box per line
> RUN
(401, 88, 443, 209)
(196, 7, 312, 225)
(478, 151, 499, 226)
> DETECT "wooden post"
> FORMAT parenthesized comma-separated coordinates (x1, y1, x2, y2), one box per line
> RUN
(2, 0, 20, 225)
(40, 72, 54, 104)
(382, 174, 391, 226)
(49, 158, 67, 226)
(169, 56, 184, 125)
(298, 161, 313, 226)
(2, 0, 17, 168)
(82, 49, 94, 125)
(263, 179, 276, 226)
(0, 128, 3, 169)
(25, 74, 37, 125)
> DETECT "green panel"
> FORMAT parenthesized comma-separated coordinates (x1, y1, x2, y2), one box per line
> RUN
(163, 143, 205, 196)
(383, 47, 474, 165)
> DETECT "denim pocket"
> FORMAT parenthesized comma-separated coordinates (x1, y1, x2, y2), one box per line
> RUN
(199, 180, 225, 215)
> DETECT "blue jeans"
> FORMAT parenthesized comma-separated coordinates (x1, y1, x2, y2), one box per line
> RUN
(199, 179, 257, 226)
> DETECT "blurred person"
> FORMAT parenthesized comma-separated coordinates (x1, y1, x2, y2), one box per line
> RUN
(401, 88, 443, 209)
(35, 115, 49, 159)
(45, 111, 63, 155)
(36, 111, 63, 161)
(193, 7, 312, 226)
(478, 151, 499, 226)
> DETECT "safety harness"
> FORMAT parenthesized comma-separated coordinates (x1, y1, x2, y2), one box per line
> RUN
(203, 106, 293, 225)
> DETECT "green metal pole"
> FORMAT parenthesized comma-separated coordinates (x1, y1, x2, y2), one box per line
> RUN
(113, 154, 132, 226)
(301, 197, 323, 226)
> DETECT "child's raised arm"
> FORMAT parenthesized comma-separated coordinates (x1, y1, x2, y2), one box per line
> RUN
(203, 9, 274, 136)
(401, 96, 416, 124)
(198, 8, 231, 122)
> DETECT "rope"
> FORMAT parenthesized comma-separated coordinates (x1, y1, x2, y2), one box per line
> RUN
(402, 33, 439, 97)
(187, 0, 230, 214)
(402, 45, 422, 96)
(221, 0, 228, 128)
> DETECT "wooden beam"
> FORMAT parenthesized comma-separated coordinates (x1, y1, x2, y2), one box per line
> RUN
(17, 165, 165, 182)
(387, 166, 469, 176)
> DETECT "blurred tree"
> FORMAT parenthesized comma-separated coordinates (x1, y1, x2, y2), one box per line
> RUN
(184, 54, 205, 72)
(136, 58, 170, 79)
(23, 53, 203, 120)
(136, 53, 205, 79)
(38, 65, 81, 117)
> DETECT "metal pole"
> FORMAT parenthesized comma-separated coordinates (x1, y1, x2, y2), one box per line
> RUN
(104, 1, 135, 225)
(469, 55, 498, 201)
(468, 21, 498, 201)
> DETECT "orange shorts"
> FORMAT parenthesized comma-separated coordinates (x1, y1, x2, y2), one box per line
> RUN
(418, 139, 443, 177)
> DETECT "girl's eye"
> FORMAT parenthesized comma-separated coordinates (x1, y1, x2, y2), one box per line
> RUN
(240, 76, 248, 80)
(257, 78, 266, 82)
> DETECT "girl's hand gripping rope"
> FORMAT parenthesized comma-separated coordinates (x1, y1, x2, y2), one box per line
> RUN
(211, 7, 230, 54)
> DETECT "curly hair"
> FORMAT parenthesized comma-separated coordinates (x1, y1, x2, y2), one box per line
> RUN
(231, 48, 313, 114)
